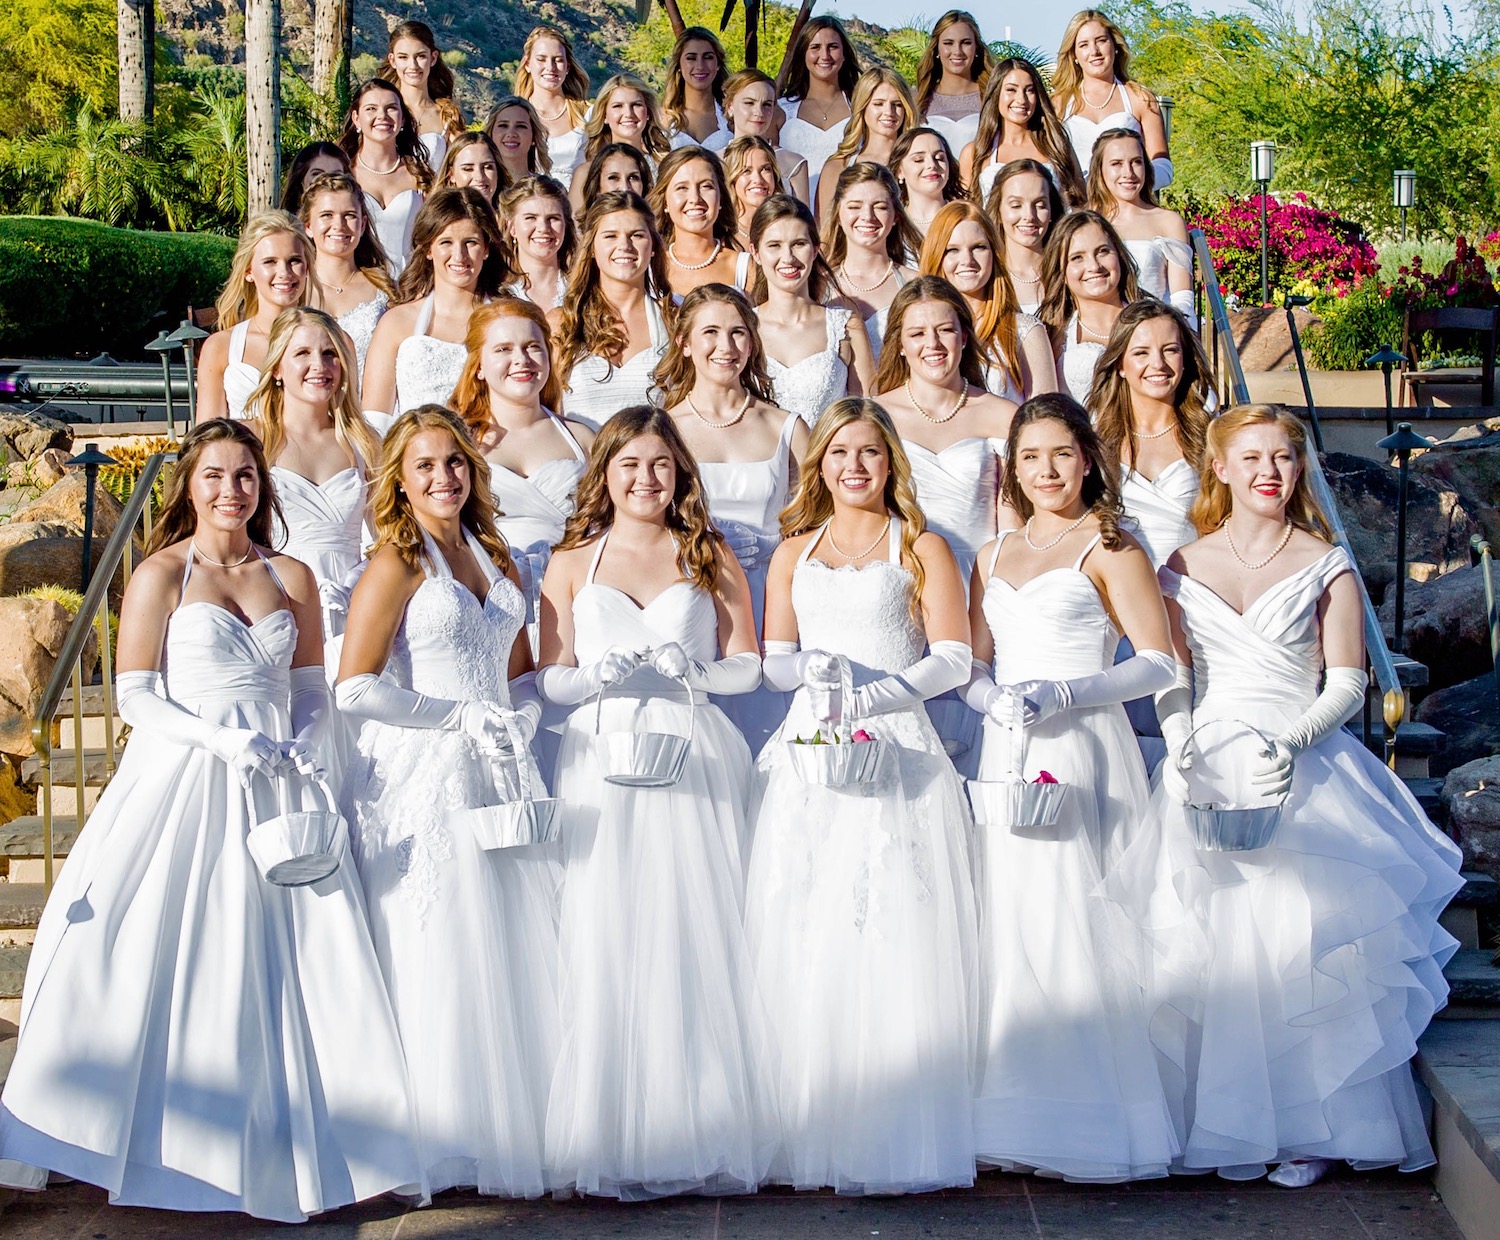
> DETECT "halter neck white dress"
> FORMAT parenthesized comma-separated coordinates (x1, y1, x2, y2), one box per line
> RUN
(337, 293, 389, 381)
(776, 97, 849, 203)
(1063, 83, 1140, 179)
(1062, 316, 1108, 403)
(224, 319, 262, 419)
(0, 550, 422, 1220)
(923, 90, 981, 154)
(363, 188, 423, 277)
(669, 104, 732, 152)
(394, 294, 468, 416)
(971, 530, 1179, 1180)
(545, 533, 778, 1199)
(745, 519, 980, 1193)
(562, 298, 670, 431)
(547, 126, 585, 176)
(767, 306, 853, 427)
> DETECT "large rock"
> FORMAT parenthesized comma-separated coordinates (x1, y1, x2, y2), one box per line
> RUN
(1412, 428, 1500, 548)
(1416, 674, 1500, 776)
(1229, 306, 1323, 373)
(9, 473, 128, 541)
(1379, 565, 1492, 691)
(1444, 755, 1500, 881)
(0, 523, 120, 603)
(1323, 451, 1478, 597)
(0, 410, 72, 463)
(0, 595, 98, 756)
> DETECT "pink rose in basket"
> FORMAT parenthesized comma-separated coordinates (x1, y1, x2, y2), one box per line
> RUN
(1033, 770, 1059, 784)
(851, 729, 873, 743)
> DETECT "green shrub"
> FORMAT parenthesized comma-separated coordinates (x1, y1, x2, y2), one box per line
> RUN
(0, 216, 232, 358)
(1304, 275, 1405, 370)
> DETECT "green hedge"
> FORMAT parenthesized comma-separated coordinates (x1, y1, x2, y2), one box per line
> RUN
(0, 216, 233, 359)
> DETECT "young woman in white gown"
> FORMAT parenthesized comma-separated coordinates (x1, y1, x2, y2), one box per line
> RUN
(661, 27, 733, 150)
(198, 211, 317, 421)
(824, 162, 920, 357)
(298, 172, 395, 382)
(537, 406, 777, 1198)
(484, 97, 555, 188)
(962, 393, 1180, 1181)
(775, 16, 860, 205)
(723, 69, 810, 204)
(960, 58, 1084, 207)
(656, 283, 810, 749)
(1112, 404, 1464, 1187)
(556, 190, 674, 430)
(987, 160, 1066, 316)
(746, 398, 979, 1193)
(435, 132, 504, 211)
(1040, 209, 1140, 403)
(499, 175, 574, 312)
(651, 146, 749, 298)
(752, 195, 874, 426)
(725, 135, 782, 252)
(1088, 129, 1195, 321)
(918, 202, 1055, 400)
(0, 419, 421, 1221)
(514, 25, 591, 176)
(912, 10, 994, 155)
(377, 21, 466, 168)
(336, 405, 559, 1199)
(567, 75, 673, 215)
(280, 140, 353, 215)
(890, 127, 964, 240)
(362, 187, 509, 434)
(814, 68, 918, 227)
(338, 78, 433, 276)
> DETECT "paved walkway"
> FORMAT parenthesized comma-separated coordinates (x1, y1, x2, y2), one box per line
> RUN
(0, 1167, 1463, 1238)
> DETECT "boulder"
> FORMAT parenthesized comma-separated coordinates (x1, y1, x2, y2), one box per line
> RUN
(30, 447, 69, 488)
(1379, 566, 1493, 691)
(1415, 674, 1500, 776)
(0, 410, 71, 463)
(9, 472, 128, 540)
(1323, 451, 1478, 597)
(0, 595, 98, 756)
(0, 523, 121, 603)
(1412, 428, 1500, 547)
(1444, 755, 1500, 881)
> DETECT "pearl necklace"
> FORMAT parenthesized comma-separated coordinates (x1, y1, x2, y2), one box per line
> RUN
(838, 262, 894, 293)
(1010, 272, 1043, 286)
(532, 99, 569, 124)
(357, 151, 401, 176)
(1080, 79, 1118, 112)
(1024, 511, 1090, 551)
(828, 515, 891, 562)
(686, 389, 751, 428)
(191, 540, 253, 568)
(1133, 421, 1176, 439)
(1223, 521, 1293, 570)
(1077, 317, 1114, 342)
(905, 380, 970, 424)
(668, 240, 723, 271)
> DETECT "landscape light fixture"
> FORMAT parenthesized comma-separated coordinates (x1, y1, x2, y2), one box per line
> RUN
(1250, 141, 1276, 305)
(1393, 169, 1416, 242)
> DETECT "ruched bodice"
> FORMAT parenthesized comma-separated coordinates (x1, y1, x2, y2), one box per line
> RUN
(903, 436, 1003, 580)
(562, 300, 669, 431)
(395, 295, 467, 413)
(767, 307, 852, 427)
(1121, 458, 1198, 570)
(776, 98, 849, 201)
(364, 189, 422, 276)
(572, 535, 720, 673)
(983, 536, 1118, 684)
(224, 320, 261, 420)
(162, 603, 295, 710)
(272, 466, 365, 583)
(488, 415, 588, 552)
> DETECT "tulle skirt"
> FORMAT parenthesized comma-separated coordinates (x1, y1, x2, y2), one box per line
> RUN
(0, 701, 422, 1221)
(344, 722, 561, 1198)
(546, 689, 778, 1199)
(970, 703, 1179, 1181)
(745, 692, 980, 1193)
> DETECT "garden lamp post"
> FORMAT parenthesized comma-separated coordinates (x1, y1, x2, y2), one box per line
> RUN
(1393, 169, 1416, 243)
(1250, 141, 1275, 305)
(66, 442, 117, 593)
(167, 319, 210, 430)
(1376, 422, 1431, 655)
(1159, 96, 1174, 146)
(1366, 344, 1408, 436)
(144, 330, 178, 442)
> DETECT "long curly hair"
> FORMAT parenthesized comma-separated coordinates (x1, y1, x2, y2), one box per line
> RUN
(822, 162, 920, 270)
(1090, 299, 1213, 472)
(1191, 404, 1332, 540)
(579, 142, 656, 202)
(917, 201, 1020, 387)
(244, 306, 381, 476)
(434, 132, 504, 207)
(215, 210, 319, 329)
(338, 78, 434, 192)
(830, 67, 918, 163)
(779, 397, 929, 610)
(377, 20, 466, 139)
(891, 127, 965, 210)
(513, 24, 591, 128)
(1038, 208, 1139, 340)
(649, 146, 740, 251)
(971, 59, 1084, 207)
(747, 194, 838, 305)
(1051, 10, 1136, 118)
(147, 419, 283, 556)
(280, 141, 351, 213)
(556, 405, 723, 592)
(652, 283, 776, 408)
(298, 172, 395, 297)
(661, 26, 730, 134)
(581, 75, 672, 166)
(449, 297, 566, 442)
(781, 16, 861, 102)
(1086, 127, 1160, 214)
(395, 187, 512, 304)
(498, 174, 577, 276)
(483, 96, 555, 179)
(555, 191, 671, 379)
(368, 405, 512, 574)
(914, 10, 995, 115)
(1002, 393, 1124, 549)
(872, 274, 990, 395)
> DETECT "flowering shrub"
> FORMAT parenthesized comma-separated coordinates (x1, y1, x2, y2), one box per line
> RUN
(1387, 235, 1500, 313)
(1192, 194, 1377, 304)
(1480, 231, 1500, 265)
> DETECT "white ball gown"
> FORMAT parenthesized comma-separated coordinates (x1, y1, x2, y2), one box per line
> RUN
(341, 529, 560, 1198)
(545, 534, 778, 1198)
(969, 531, 1179, 1181)
(744, 519, 980, 1193)
(271, 463, 367, 650)
(766, 306, 854, 428)
(0, 556, 422, 1221)
(393, 294, 468, 416)
(1112, 546, 1465, 1176)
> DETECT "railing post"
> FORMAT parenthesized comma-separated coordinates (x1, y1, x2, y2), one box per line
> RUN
(1473, 535, 1500, 706)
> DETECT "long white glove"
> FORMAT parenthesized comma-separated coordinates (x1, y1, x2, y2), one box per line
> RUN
(536, 647, 643, 706)
(1010, 648, 1177, 727)
(963, 658, 1007, 721)
(763, 640, 842, 720)
(1168, 289, 1199, 332)
(649, 642, 762, 696)
(335, 672, 513, 755)
(510, 539, 553, 624)
(282, 666, 331, 776)
(1151, 156, 1174, 189)
(117, 669, 282, 788)
(716, 519, 777, 572)
(847, 640, 972, 719)
(503, 671, 544, 749)
(1155, 661, 1194, 803)
(1251, 666, 1367, 797)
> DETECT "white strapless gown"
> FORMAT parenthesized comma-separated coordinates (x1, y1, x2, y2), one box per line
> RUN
(342, 531, 560, 1198)
(1062, 317, 1106, 404)
(744, 520, 979, 1193)
(272, 465, 366, 642)
(545, 536, 778, 1198)
(1111, 548, 1464, 1176)
(224, 319, 261, 420)
(1063, 88, 1140, 180)
(970, 532, 1179, 1181)
(1120, 458, 1198, 571)
(0, 604, 421, 1220)
(337, 294, 388, 382)
(767, 306, 853, 428)
(776, 98, 849, 203)
(365, 189, 422, 277)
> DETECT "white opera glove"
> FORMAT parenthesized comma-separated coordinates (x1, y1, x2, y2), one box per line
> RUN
(1168, 289, 1199, 331)
(651, 642, 762, 696)
(1151, 156, 1175, 189)
(962, 658, 1008, 722)
(117, 670, 282, 788)
(1250, 665, 1368, 796)
(1155, 661, 1195, 803)
(498, 671, 543, 750)
(1011, 649, 1177, 728)
(335, 673, 512, 754)
(536, 647, 642, 706)
(761, 640, 816, 693)
(510, 540, 553, 623)
(716, 519, 776, 571)
(848, 640, 972, 719)
(282, 666, 331, 777)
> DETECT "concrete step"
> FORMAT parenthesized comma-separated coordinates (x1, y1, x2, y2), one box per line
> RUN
(1407, 775, 1446, 820)
(1417, 1019, 1500, 1240)
(0, 885, 44, 933)
(1441, 874, 1500, 951)
(1439, 948, 1500, 1017)
(0, 945, 25, 1001)
(21, 748, 118, 788)
(0, 817, 78, 861)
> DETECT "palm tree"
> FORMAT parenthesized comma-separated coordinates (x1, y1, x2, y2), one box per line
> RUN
(179, 89, 248, 228)
(117, 0, 154, 121)
(245, 0, 281, 210)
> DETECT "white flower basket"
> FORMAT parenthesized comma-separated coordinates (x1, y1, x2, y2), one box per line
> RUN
(785, 657, 886, 791)
(593, 670, 695, 788)
(967, 685, 1069, 833)
(1182, 720, 1287, 853)
(453, 714, 561, 850)
(247, 773, 349, 888)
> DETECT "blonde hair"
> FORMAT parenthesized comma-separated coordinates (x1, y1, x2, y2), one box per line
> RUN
(872, 275, 989, 395)
(245, 306, 381, 473)
(822, 162, 920, 270)
(830, 68, 918, 163)
(779, 397, 928, 611)
(661, 27, 729, 135)
(482, 97, 555, 179)
(653, 283, 775, 409)
(435, 132, 505, 205)
(215, 211, 318, 329)
(1052, 10, 1137, 118)
(914, 10, 994, 115)
(917, 202, 1021, 388)
(582, 75, 672, 165)
(722, 135, 784, 218)
(368, 405, 513, 573)
(1191, 404, 1333, 539)
(514, 24, 591, 126)
(297, 173, 395, 297)
(449, 297, 566, 442)
(722, 68, 775, 131)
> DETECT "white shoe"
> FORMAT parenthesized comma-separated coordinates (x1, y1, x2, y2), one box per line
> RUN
(1268, 1159, 1331, 1188)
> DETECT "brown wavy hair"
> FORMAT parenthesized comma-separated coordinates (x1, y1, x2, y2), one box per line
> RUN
(581, 75, 672, 166)
(498, 174, 577, 277)
(1002, 393, 1124, 549)
(781, 16, 861, 102)
(971, 59, 1085, 206)
(914, 10, 995, 115)
(1191, 404, 1332, 540)
(984, 157, 1067, 249)
(395, 186, 512, 304)
(147, 419, 283, 556)
(377, 21, 465, 138)
(368, 405, 513, 573)
(434, 132, 504, 206)
(483, 96, 555, 179)
(1086, 127, 1160, 214)
(555, 191, 672, 379)
(579, 142, 656, 202)
(830, 67, 918, 163)
(1052, 10, 1136, 118)
(653, 283, 776, 408)
(1038, 209, 1140, 341)
(748, 194, 838, 304)
(215, 210, 319, 329)
(779, 397, 928, 610)
(1090, 300, 1213, 471)
(649, 146, 740, 250)
(280, 141, 351, 213)
(661, 27, 730, 135)
(872, 275, 989, 394)
(514, 24, 590, 127)
(891, 127, 965, 210)
(556, 405, 723, 592)
(917, 201, 1021, 387)
(338, 79, 434, 192)
(298, 172, 396, 297)
(449, 297, 566, 441)
(723, 135, 785, 217)
(822, 162, 920, 270)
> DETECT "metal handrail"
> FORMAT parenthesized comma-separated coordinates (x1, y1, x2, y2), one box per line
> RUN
(1189, 233, 1408, 763)
(29, 453, 173, 890)
(1474, 534, 1500, 706)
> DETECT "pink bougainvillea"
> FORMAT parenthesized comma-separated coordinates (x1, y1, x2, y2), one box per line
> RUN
(1191, 193, 1377, 303)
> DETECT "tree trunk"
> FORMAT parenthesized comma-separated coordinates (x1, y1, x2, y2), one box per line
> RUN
(245, 0, 281, 212)
(117, 0, 154, 122)
(311, 0, 350, 104)
(659, 0, 687, 40)
(774, 0, 815, 95)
